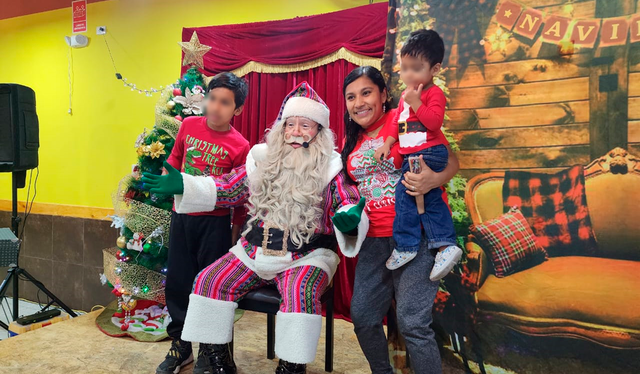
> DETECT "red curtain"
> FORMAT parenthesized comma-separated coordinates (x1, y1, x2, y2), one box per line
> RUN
(181, 3, 386, 76)
(232, 60, 358, 146)
(181, 3, 387, 321)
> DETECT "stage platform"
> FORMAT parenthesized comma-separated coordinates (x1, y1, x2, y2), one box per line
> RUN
(0, 308, 465, 373)
(0, 309, 370, 373)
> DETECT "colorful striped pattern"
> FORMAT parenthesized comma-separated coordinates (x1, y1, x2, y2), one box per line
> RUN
(323, 172, 361, 234)
(192, 238, 329, 314)
(212, 165, 248, 208)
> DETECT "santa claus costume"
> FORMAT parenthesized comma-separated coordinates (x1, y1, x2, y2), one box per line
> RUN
(176, 82, 368, 374)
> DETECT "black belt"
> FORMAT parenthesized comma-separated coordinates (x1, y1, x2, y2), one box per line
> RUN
(245, 224, 336, 254)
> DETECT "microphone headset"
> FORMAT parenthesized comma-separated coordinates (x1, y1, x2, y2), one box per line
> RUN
(302, 125, 323, 148)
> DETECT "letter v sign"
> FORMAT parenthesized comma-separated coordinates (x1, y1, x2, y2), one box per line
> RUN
(571, 19, 601, 48)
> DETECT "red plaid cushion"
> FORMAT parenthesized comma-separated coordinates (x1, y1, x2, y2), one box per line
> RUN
(502, 165, 598, 256)
(471, 208, 548, 278)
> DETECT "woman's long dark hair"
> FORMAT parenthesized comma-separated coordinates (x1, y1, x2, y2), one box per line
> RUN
(340, 66, 393, 175)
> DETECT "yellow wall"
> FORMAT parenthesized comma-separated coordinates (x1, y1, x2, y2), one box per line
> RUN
(0, 0, 385, 215)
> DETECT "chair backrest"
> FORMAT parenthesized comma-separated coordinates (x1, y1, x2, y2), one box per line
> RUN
(465, 148, 640, 261)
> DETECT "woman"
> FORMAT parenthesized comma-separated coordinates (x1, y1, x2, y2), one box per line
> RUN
(341, 66, 459, 374)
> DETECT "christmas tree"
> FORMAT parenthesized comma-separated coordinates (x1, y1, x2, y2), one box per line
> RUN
(100, 67, 207, 334)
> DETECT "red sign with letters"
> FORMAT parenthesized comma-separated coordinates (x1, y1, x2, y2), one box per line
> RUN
(72, 0, 87, 33)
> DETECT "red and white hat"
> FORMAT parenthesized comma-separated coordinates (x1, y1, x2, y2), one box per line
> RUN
(277, 81, 330, 128)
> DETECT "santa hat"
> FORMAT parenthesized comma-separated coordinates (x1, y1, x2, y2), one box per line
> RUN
(276, 81, 329, 128)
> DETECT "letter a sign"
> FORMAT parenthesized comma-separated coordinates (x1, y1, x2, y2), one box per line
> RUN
(72, 0, 87, 33)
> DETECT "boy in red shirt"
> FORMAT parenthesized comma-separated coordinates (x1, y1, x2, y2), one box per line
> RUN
(374, 30, 462, 280)
(144, 72, 250, 374)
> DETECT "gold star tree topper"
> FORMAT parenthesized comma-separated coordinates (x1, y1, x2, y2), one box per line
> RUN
(178, 31, 212, 69)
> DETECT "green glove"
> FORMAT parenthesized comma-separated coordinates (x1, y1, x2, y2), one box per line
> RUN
(141, 161, 184, 195)
(332, 197, 366, 234)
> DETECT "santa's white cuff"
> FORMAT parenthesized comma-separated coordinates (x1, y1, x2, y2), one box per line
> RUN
(182, 295, 237, 344)
(334, 205, 369, 258)
(275, 311, 322, 364)
(174, 173, 218, 214)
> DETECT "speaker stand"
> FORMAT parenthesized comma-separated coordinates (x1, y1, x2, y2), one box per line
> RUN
(0, 171, 77, 331)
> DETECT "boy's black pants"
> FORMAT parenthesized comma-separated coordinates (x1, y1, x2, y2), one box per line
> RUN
(166, 211, 232, 340)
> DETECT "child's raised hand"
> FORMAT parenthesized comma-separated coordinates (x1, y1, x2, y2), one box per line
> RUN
(404, 83, 424, 108)
(373, 144, 391, 162)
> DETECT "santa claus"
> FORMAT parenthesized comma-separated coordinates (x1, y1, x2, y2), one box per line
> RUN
(144, 82, 367, 374)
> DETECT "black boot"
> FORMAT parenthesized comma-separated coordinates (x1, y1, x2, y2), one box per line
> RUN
(275, 359, 306, 374)
(193, 343, 237, 374)
(156, 338, 193, 374)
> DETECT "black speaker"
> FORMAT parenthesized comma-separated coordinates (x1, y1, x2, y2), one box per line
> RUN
(0, 84, 39, 172)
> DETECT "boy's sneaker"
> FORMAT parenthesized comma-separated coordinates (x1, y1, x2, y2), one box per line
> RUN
(429, 245, 463, 281)
(156, 338, 193, 374)
(386, 249, 418, 270)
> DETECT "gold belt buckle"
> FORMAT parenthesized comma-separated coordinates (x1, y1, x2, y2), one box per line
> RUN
(261, 223, 289, 257)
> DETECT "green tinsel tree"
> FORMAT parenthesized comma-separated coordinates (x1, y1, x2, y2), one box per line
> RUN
(104, 67, 207, 301)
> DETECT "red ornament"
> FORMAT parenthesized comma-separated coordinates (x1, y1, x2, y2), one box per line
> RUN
(172, 88, 182, 96)
(174, 115, 183, 121)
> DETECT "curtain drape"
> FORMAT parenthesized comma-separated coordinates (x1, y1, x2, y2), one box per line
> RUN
(181, 3, 386, 77)
(232, 60, 359, 146)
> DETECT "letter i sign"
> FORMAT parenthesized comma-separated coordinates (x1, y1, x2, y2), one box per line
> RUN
(72, 0, 87, 33)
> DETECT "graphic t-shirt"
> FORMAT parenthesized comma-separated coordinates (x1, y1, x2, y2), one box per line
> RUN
(167, 116, 250, 219)
(346, 111, 403, 237)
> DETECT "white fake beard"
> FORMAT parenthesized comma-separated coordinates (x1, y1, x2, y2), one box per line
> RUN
(245, 127, 332, 248)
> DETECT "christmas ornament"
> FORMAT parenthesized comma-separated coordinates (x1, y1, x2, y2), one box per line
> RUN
(109, 215, 126, 230)
(166, 100, 176, 110)
(143, 242, 151, 253)
(134, 129, 148, 148)
(118, 293, 138, 331)
(148, 141, 166, 159)
(178, 31, 212, 69)
(174, 115, 183, 121)
(136, 145, 150, 157)
(116, 249, 127, 261)
(126, 233, 144, 252)
(191, 85, 204, 95)
(173, 87, 205, 115)
(116, 235, 127, 249)
(172, 88, 182, 97)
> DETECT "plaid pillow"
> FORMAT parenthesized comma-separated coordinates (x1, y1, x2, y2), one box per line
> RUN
(471, 208, 548, 278)
(502, 165, 598, 256)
